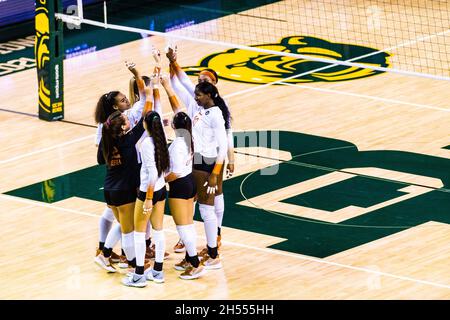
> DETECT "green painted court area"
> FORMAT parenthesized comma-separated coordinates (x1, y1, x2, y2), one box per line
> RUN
(282, 176, 407, 212)
(5, 131, 450, 258)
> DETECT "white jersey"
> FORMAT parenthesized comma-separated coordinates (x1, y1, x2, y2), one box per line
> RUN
(139, 137, 165, 193)
(168, 137, 192, 178)
(170, 76, 227, 161)
(191, 106, 227, 159)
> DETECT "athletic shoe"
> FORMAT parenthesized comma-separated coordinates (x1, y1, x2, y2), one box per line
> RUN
(126, 262, 152, 277)
(121, 273, 147, 288)
(173, 239, 185, 253)
(146, 246, 170, 260)
(203, 254, 222, 270)
(94, 253, 116, 273)
(173, 258, 190, 271)
(96, 248, 120, 263)
(118, 255, 129, 269)
(110, 251, 121, 263)
(198, 247, 208, 261)
(179, 265, 206, 280)
(146, 269, 165, 283)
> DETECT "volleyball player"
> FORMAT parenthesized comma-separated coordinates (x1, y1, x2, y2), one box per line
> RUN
(94, 62, 146, 268)
(164, 47, 235, 253)
(160, 71, 228, 268)
(129, 71, 170, 263)
(160, 76, 205, 279)
(94, 81, 153, 274)
(122, 76, 170, 287)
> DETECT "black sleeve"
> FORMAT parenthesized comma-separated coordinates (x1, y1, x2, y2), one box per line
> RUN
(131, 118, 145, 144)
(97, 140, 106, 165)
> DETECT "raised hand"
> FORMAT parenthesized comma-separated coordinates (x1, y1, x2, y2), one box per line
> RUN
(151, 72, 160, 88)
(159, 73, 170, 87)
(125, 60, 136, 70)
(165, 44, 177, 62)
(152, 47, 162, 65)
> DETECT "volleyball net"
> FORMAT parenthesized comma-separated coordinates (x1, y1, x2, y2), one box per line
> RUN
(37, 0, 450, 120)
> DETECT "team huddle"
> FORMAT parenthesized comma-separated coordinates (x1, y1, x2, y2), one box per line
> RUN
(93, 46, 234, 287)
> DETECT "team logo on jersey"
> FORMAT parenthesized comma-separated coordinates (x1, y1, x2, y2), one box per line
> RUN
(183, 36, 391, 84)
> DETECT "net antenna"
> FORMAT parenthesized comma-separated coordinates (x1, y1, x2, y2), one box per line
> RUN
(77, 0, 83, 21)
(55, 0, 450, 81)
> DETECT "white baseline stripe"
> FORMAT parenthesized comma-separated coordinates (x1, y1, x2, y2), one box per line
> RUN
(0, 134, 95, 165)
(1, 193, 449, 290)
(280, 82, 450, 112)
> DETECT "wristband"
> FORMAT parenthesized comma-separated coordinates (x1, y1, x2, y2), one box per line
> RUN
(212, 163, 223, 175)
(169, 95, 179, 106)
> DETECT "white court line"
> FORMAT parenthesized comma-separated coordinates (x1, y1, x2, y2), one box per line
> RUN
(5, 16, 449, 164)
(1, 192, 449, 291)
(0, 134, 95, 165)
(280, 82, 450, 112)
(2, 76, 444, 165)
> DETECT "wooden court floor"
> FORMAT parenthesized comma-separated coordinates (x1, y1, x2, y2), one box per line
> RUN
(1, 2, 450, 299)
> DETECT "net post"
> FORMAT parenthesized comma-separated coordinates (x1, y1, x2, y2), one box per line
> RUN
(35, 0, 64, 121)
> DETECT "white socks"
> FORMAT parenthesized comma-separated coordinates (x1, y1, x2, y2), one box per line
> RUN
(214, 194, 225, 229)
(152, 229, 165, 264)
(104, 223, 121, 249)
(134, 231, 146, 269)
(99, 207, 114, 242)
(199, 204, 218, 248)
(176, 224, 197, 257)
(122, 232, 136, 262)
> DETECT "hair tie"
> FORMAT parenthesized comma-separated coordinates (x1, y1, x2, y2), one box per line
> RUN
(106, 118, 111, 126)
(215, 93, 218, 98)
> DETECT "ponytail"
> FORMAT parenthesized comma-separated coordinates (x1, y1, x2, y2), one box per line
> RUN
(195, 82, 231, 129)
(144, 111, 170, 176)
(213, 94, 231, 130)
(94, 91, 119, 124)
(173, 112, 193, 154)
(101, 111, 124, 167)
